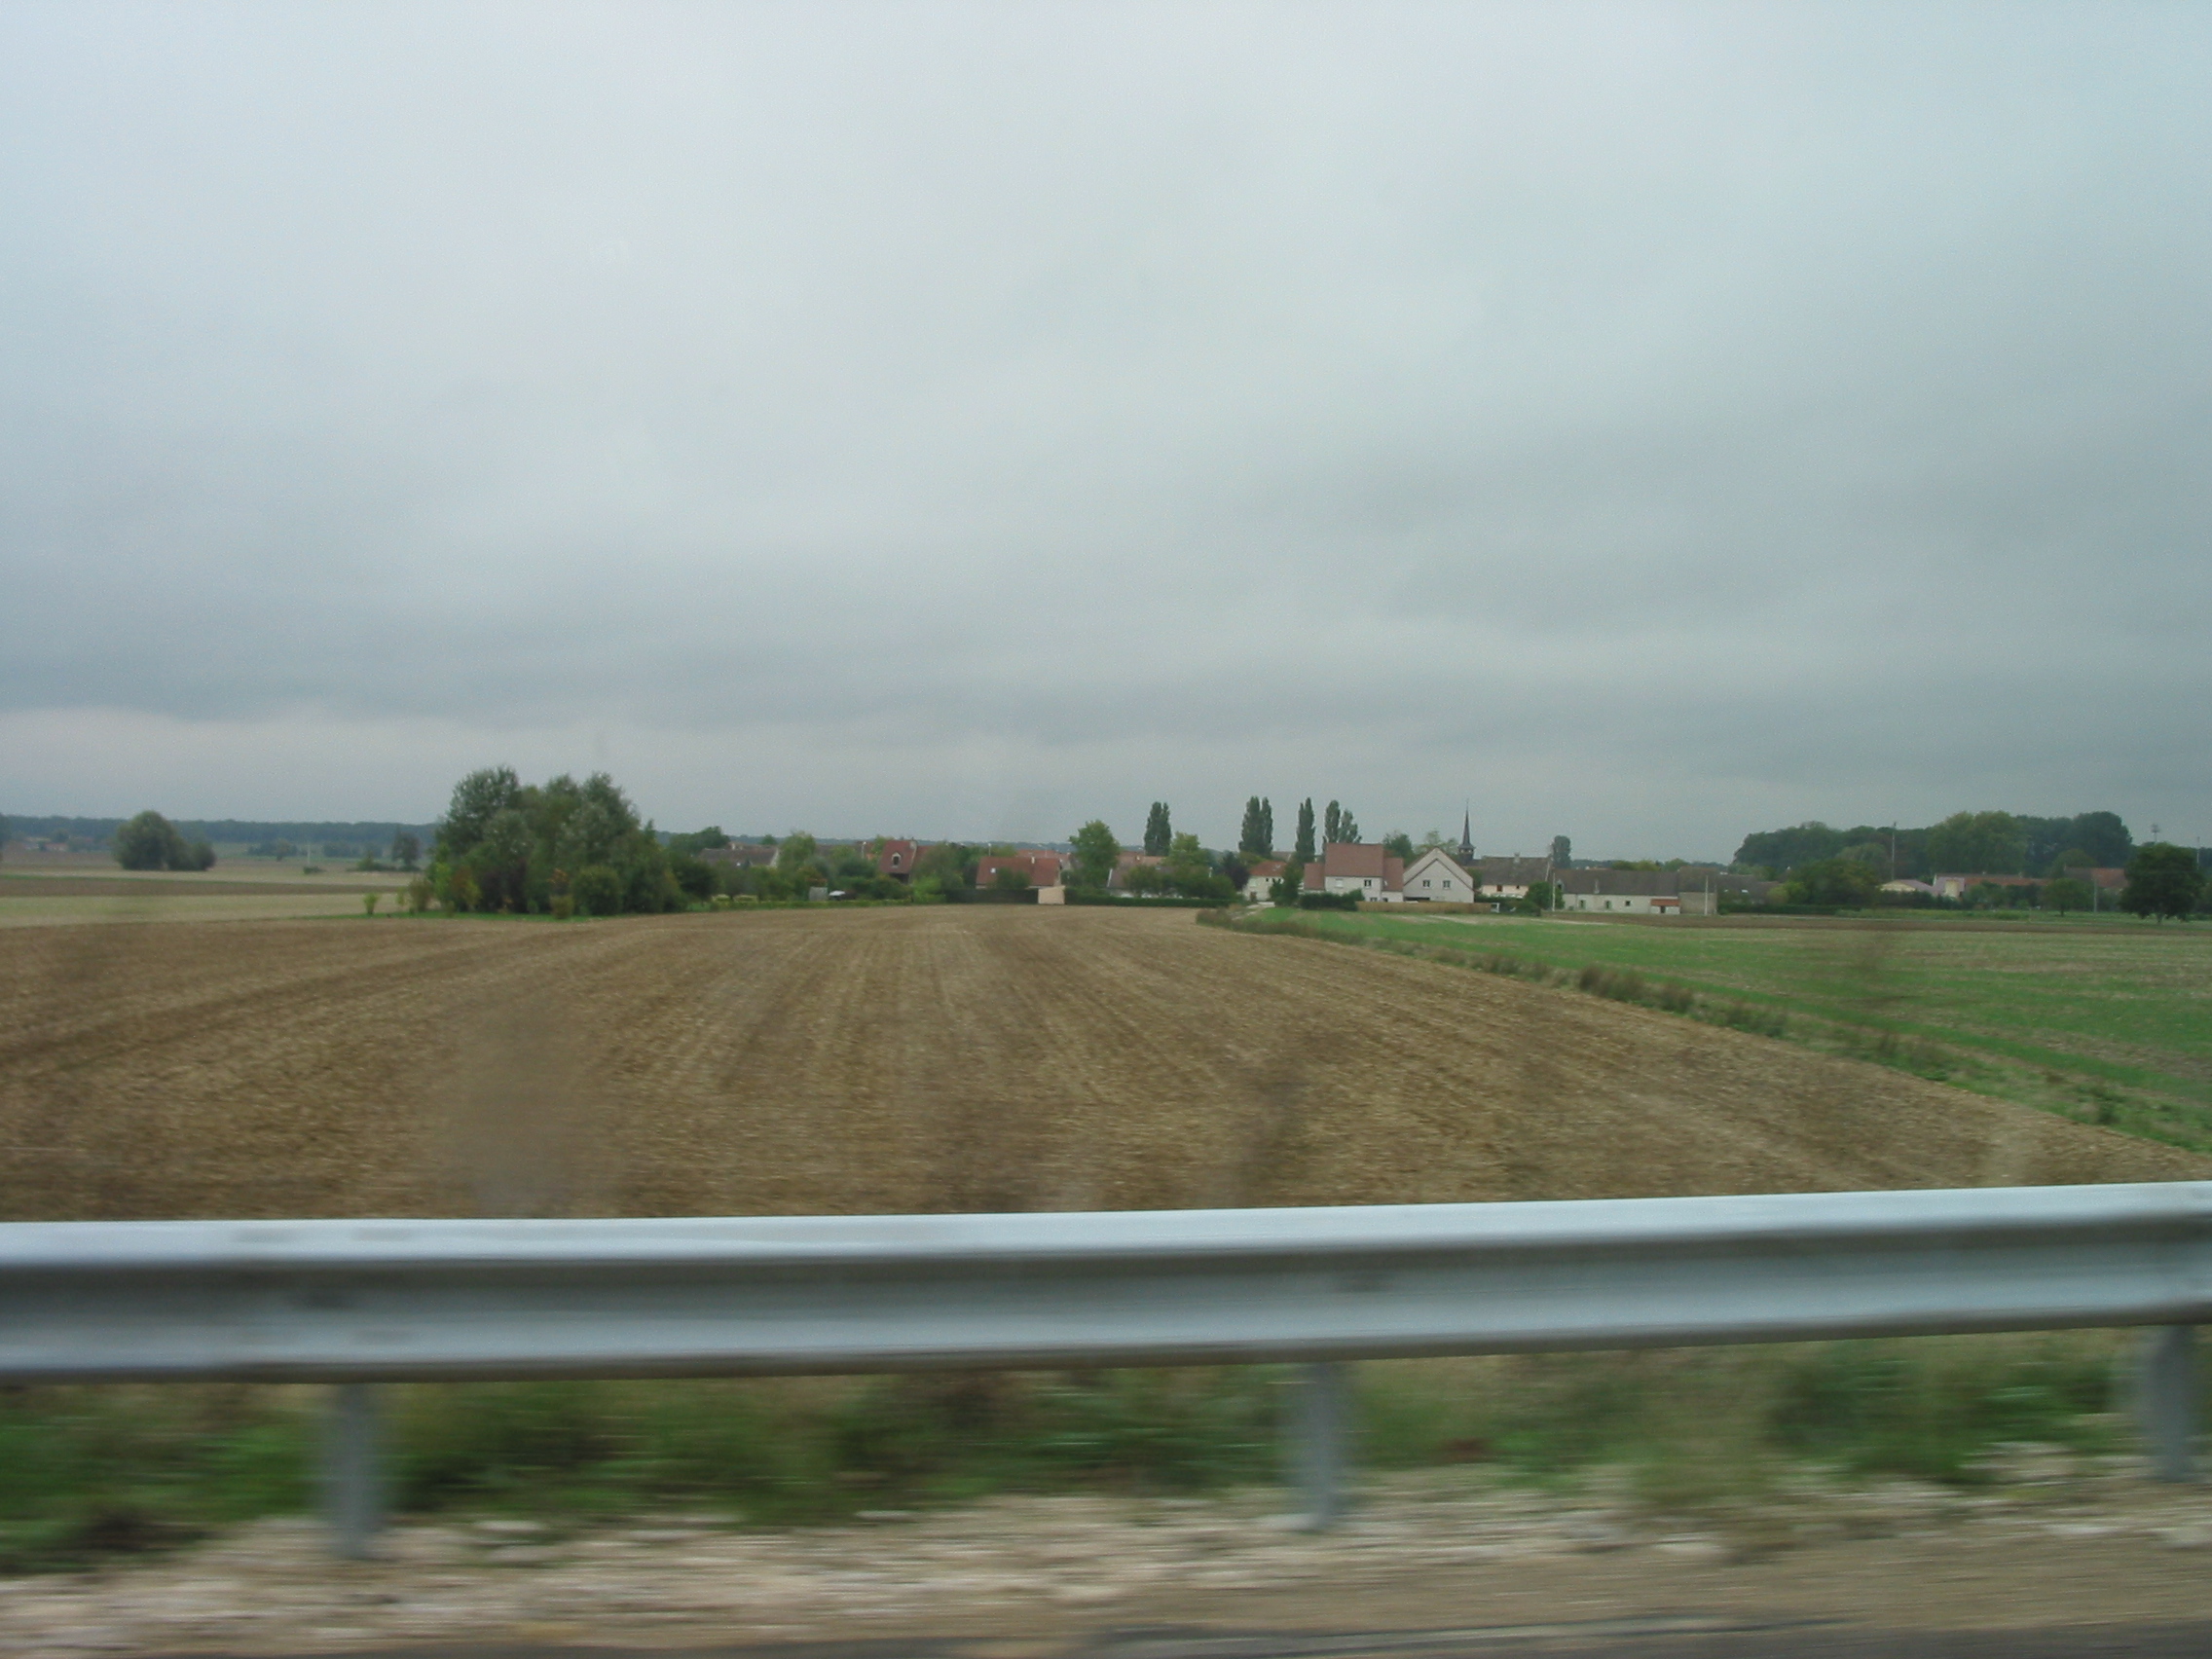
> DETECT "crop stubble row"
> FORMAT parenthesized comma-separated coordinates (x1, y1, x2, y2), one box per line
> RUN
(0, 905, 2198, 1223)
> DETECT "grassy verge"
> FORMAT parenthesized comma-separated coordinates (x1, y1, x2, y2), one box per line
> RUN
(1204, 908, 2212, 1155)
(0, 1333, 2180, 1572)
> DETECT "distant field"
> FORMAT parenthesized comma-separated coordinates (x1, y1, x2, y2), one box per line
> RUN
(1242, 909, 2212, 1153)
(0, 858, 405, 926)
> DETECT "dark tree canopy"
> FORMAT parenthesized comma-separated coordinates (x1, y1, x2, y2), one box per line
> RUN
(1070, 820, 1121, 890)
(2120, 843, 2204, 922)
(430, 767, 679, 915)
(113, 810, 214, 871)
(1143, 801, 1171, 857)
(1293, 798, 1316, 863)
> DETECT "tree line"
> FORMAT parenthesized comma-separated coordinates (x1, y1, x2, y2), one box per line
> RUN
(1735, 810, 2137, 882)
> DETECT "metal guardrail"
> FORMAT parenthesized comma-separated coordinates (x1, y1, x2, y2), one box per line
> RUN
(2, 1183, 2205, 1554)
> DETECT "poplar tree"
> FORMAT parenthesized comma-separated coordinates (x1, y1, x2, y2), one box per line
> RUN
(1294, 799, 1317, 863)
(1260, 797, 1274, 856)
(1340, 810, 1360, 844)
(1238, 797, 1263, 857)
(1323, 801, 1342, 845)
(1143, 801, 1171, 857)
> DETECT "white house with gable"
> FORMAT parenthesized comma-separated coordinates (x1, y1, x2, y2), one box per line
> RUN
(1401, 848, 1479, 902)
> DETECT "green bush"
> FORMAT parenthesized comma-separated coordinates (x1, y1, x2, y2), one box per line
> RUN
(571, 865, 623, 917)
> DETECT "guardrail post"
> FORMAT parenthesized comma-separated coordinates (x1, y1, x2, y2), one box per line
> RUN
(324, 1382, 385, 1557)
(2140, 1326, 2197, 1483)
(1289, 1360, 1347, 1529)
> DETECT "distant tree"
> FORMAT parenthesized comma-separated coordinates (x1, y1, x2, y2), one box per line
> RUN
(1549, 834, 1571, 868)
(1271, 860, 1305, 905)
(114, 810, 193, 871)
(1161, 831, 1230, 900)
(1294, 799, 1316, 863)
(389, 830, 422, 870)
(2046, 847, 2096, 879)
(1124, 864, 1167, 896)
(1787, 857, 1881, 907)
(2065, 811, 2134, 869)
(1323, 801, 1342, 845)
(1383, 830, 1415, 863)
(2120, 843, 2203, 923)
(1732, 822, 1843, 875)
(2043, 877, 2093, 914)
(1260, 798, 1274, 856)
(1143, 801, 1172, 857)
(913, 843, 972, 893)
(775, 832, 821, 875)
(1925, 811, 2027, 875)
(1339, 811, 1360, 844)
(991, 865, 1034, 894)
(1070, 820, 1121, 891)
(1839, 841, 1889, 874)
(666, 827, 730, 858)
(1221, 852, 1250, 892)
(1238, 796, 1266, 857)
(1526, 880, 1559, 911)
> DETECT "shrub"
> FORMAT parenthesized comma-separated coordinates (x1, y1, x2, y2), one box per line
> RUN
(113, 810, 206, 872)
(361, 894, 379, 917)
(571, 865, 623, 917)
(403, 875, 434, 914)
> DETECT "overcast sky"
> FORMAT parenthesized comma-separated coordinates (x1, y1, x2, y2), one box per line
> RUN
(3, 3, 2207, 858)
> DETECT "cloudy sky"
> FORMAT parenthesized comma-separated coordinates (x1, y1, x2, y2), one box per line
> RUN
(3, 3, 2207, 858)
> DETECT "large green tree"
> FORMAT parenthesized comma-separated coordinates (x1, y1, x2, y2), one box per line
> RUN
(1787, 857, 1881, 907)
(2063, 811, 2133, 868)
(431, 767, 676, 915)
(2120, 843, 2204, 923)
(1294, 799, 1316, 863)
(1070, 820, 1121, 891)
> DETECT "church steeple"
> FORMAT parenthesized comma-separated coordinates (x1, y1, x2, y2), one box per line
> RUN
(1457, 806, 1474, 865)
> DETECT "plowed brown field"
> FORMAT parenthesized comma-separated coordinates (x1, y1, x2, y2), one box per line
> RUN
(1, 905, 2199, 1222)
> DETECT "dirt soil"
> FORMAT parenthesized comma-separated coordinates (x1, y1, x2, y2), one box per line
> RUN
(5, 1457, 2212, 1654)
(1, 905, 2198, 1223)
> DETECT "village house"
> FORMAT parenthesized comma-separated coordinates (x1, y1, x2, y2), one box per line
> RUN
(1304, 842, 1404, 901)
(1400, 847, 1478, 902)
(975, 851, 1064, 890)
(1931, 872, 2040, 901)
(1472, 855, 1552, 898)
(1240, 859, 1288, 902)
(875, 839, 925, 879)
(1556, 868, 1717, 915)
(699, 842, 778, 869)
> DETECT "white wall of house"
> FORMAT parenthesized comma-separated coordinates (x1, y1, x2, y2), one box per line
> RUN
(1402, 849, 1476, 902)
(1322, 873, 1402, 901)
(1565, 892, 1674, 913)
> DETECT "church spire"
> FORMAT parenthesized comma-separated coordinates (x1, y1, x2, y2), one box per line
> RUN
(1457, 806, 1474, 864)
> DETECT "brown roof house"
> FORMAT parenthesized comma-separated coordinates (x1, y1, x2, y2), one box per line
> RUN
(1303, 842, 1405, 902)
(876, 839, 926, 879)
(976, 851, 1063, 890)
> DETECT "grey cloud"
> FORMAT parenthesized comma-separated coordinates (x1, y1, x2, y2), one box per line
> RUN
(3, 2, 2210, 849)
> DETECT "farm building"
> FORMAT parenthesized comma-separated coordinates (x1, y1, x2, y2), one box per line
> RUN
(1556, 868, 1717, 915)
